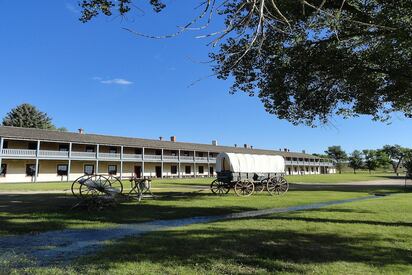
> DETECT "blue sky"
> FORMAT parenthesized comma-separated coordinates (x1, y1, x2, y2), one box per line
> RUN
(0, 1, 410, 154)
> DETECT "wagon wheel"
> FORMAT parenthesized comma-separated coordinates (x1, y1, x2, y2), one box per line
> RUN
(107, 175, 124, 194)
(234, 180, 255, 197)
(267, 177, 289, 196)
(71, 175, 92, 197)
(78, 175, 122, 198)
(255, 179, 267, 193)
(210, 179, 230, 195)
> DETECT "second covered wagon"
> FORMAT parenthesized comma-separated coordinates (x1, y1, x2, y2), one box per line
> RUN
(211, 152, 289, 196)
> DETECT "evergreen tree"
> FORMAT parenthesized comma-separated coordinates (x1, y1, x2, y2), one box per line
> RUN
(2, 104, 55, 129)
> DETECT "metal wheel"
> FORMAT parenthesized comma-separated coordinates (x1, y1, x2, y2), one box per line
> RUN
(210, 179, 230, 195)
(255, 179, 267, 193)
(71, 175, 91, 197)
(107, 175, 124, 194)
(234, 180, 255, 197)
(267, 177, 289, 196)
(79, 175, 112, 198)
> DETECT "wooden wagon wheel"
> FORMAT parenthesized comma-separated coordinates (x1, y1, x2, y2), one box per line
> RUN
(210, 179, 230, 195)
(234, 180, 255, 197)
(267, 177, 289, 196)
(255, 179, 267, 193)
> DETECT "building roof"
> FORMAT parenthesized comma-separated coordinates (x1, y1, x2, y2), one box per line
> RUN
(0, 126, 320, 159)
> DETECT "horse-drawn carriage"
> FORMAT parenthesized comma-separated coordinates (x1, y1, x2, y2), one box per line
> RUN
(211, 153, 289, 196)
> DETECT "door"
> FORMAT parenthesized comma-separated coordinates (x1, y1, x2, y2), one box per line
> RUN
(134, 166, 142, 178)
(155, 166, 162, 178)
(209, 166, 214, 176)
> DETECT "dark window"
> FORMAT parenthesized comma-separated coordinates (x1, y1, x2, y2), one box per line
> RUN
(185, 165, 191, 174)
(155, 150, 162, 155)
(198, 152, 204, 157)
(109, 147, 117, 154)
(108, 165, 117, 175)
(198, 166, 204, 174)
(306, 167, 309, 172)
(135, 148, 142, 154)
(171, 165, 177, 174)
(0, 164, 7, 176)
(3, 141, 8, 149)
(28, 142, 37, 150)
(84, 165, 94, 175)
(59, 145, 69, 152)
(26, 164, 36, 176)
(57, 164, 68, 176)
(171, 151, 177, 156)
(85, 146, 95, 152)
(209, 166, 214, 175)
(184, 151, 189, 156)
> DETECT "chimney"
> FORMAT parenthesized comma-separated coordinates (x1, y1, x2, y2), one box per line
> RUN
(212, 140, 218, 146)
(78, 128, 84, 134)
(244, 144, 248, 148)
(234, 144, 237, 147)
(302, 150, 306, 154)
(159, 136, 163, 141)
(250, 145, 253, 149)
(170, 136, 176, 142)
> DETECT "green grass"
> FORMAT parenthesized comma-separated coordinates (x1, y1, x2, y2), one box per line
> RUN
(3, 190, 411, 274)
(286, 172, 402, 183)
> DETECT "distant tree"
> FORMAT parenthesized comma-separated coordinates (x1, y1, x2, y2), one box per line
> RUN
(403, 150, 412, 178)
(2, 104, 67, 131)
(348, 150, 363, 174)
(325, 146, 347, 174)
(362, 150, 380, 174)
(381, 145, 407, 176)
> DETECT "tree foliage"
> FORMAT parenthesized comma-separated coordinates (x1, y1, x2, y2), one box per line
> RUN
(381, 144, 407, 175)
(78, 0, 412, 126)
(325, 145, 347, 174)
(348, 150, 363, 174)
(2, 104, 65, 131)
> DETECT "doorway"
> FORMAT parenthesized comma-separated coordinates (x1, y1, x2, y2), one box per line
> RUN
(134, 166, 142, 178)
(155, 166, 162, 178)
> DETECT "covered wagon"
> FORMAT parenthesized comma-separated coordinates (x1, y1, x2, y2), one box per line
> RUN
(211, 153, 289, 196)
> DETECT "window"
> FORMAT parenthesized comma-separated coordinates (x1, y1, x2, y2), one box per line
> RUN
(155, 150, 162, 155)
(171, 165, 177, 175)
(84, 164, 94, 175)
(109, 147, 117, 154)
(3, 141, 8, 149)
(108, 165, 117, 175)
(198, 152, 204, 157)
(85, 146, 95, 152)
(57, 164, 68, 176)
(198, 166, 204, 174)
(0, 164, 7, 176)
(59, 145, 69, 152)
(183, 151, 189, 156)
(185, 165, 191, 174)
(209, 166, 214, 175)
(28, 142, 37, 150)
(135, 148, 142, 154)
(26, 164, 36, 176)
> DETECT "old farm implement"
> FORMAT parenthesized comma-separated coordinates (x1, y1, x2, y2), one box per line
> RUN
(210, 153, 289, 197)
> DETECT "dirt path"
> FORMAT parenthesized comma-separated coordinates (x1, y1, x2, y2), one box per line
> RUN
(0, 195, 384, 268)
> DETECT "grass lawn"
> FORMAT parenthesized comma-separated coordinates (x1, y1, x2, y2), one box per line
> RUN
(286, 172, 403, 183)
(2, 189, 410, 274)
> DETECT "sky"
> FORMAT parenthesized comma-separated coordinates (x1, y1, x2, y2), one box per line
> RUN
(0, 1, 410, 154)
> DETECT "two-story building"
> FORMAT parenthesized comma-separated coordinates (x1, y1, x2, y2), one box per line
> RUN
(0, 127, 335, 183)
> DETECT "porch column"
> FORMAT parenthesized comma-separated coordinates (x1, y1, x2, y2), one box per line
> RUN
(67, 142, 72, 181)
(0, 137, 3, 176)
(142, 147, 145, 178)
(207, 151, 210, 177)
(34, 140, 40, 182)
(161, 148, 164, 178)
(120, 146, 124, 180)
(178, 150, 181, 178)
(96, 144, 100, 175)
(193, 150, 196, 178)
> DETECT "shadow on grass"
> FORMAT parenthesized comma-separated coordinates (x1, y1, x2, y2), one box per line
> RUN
(77, 224, 412, 273)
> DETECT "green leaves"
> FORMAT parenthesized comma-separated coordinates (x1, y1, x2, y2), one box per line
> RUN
(2, 104, 60, 130)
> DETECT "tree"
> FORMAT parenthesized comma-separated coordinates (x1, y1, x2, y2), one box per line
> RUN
(2, 104, 64, 130)
(381, 145, 407, 176)
(79, 1, 412, 126)
(325, 146, 347, 174)
(348, 150, 363, 174)
(362, 150, 380, 174)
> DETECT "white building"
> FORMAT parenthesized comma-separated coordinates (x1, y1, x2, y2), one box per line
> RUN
(0, 127, 335, 183)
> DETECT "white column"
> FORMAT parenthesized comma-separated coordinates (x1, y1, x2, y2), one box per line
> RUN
(178, 150, 181, 178)
(34, 140, 40, 182)
(0, 137, 3, 177)
(67, 142, 72, 181)
(96, 144, 100, 175)
(120, 146, 124, 180)
(193, 150, 196, 178)
(161, 148, 164, 178)
(142, 147, 145, 178)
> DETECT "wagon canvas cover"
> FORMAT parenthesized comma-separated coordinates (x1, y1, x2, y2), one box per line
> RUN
(216, 153, 285, 173)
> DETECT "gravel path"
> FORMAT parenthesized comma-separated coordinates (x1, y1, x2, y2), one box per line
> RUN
(0, 195, 383, 267)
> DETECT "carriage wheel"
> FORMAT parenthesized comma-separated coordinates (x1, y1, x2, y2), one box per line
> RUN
(107, 175, 124, 194)
(71, 175, 92, 197)
(267, 177, 289, 196)
(210, 180, 230, 195)
(79, 175, 112, 198)
(234, 180, 254, 197)
(255, 179, 267, 193)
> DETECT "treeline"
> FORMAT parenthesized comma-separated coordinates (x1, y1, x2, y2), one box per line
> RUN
(318, 145, 412, 175)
